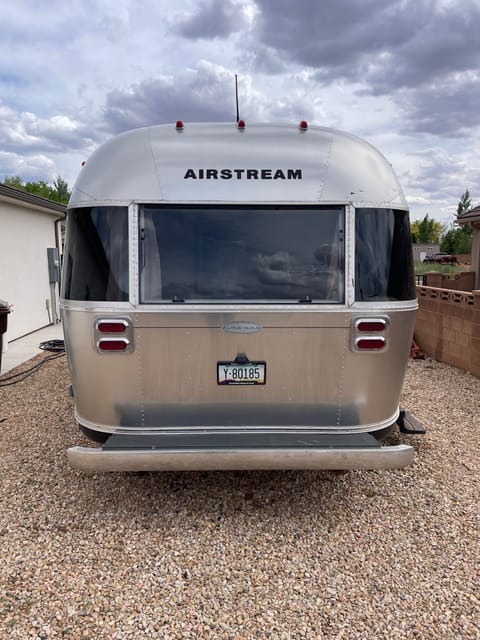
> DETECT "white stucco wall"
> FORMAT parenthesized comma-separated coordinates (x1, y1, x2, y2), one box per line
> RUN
(412, 244, 439, 262)
(0, 199, 61, 341)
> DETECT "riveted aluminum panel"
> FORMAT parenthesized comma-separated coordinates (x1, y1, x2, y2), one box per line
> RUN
(69, 124, 407, 208)
(64, 305, 415, 435)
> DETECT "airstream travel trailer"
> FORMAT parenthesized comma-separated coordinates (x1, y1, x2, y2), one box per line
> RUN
(61, 121, 423, 472)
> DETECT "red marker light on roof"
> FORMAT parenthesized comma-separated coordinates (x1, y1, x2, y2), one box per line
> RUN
(299, 120, 308, 131)
(176, 120, 184, 130)
(237, 119, 246, 129)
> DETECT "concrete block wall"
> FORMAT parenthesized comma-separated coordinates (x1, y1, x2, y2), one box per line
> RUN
(415, 287, 480, 378)
(423, 271, 475, 292)
(472, 292, 480, 379)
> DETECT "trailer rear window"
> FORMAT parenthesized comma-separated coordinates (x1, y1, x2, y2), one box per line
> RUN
(139, 205, 345, 303)
(355, 208, 415, 301)
(62, 206, 129, 301)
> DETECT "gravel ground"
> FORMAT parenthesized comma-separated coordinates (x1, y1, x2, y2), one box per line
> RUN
(0, 353, 479, 640)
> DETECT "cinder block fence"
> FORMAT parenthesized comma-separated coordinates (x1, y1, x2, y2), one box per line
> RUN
(415, 286, 480, 378)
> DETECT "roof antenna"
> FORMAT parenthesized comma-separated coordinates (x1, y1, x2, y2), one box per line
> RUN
(235, 74, 240, 123)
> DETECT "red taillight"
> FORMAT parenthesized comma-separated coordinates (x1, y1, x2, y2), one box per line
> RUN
(97, 320, 127, 333)
(98, 339, 129, 352)
(356, 338, 385, 350)
(299, 120, 308, 131)
(353, 317, 388, 352)
(357, 320, 386, 332)
(176, 120, 184, 130)
(95, 318, 132, 353)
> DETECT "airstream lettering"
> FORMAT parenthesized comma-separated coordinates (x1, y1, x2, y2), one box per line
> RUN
(183, 168, 303, 180)
(62, 122, 422, 472)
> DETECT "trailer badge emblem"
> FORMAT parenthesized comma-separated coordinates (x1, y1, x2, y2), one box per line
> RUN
(222, 321, 262, 334)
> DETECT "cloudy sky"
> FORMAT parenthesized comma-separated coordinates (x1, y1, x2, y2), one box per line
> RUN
(2, 0, 480, 223)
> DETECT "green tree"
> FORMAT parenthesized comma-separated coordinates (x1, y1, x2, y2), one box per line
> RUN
(411, 214, 444, 243)
(440, 189, 473, 255)
(53, 177, 70, 202)
(456, 188, 472, 218)
(440, 228, 471, 255)
(3, 175, 24, 189)
(3, 175, 70, 204)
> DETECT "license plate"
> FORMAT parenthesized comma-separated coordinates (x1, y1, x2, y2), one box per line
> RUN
(217, 361, 266, 385)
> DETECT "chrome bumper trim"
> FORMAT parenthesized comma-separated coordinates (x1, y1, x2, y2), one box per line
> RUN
(67, 444, 414, 472)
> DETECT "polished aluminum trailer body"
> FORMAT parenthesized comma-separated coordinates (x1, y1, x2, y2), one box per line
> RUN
(61, 123, 417, 471)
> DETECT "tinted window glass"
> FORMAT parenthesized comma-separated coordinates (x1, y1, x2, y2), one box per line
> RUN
(62, 207, 129, 301)
(139, 205, 345, 303)
(355, 208, 415, 301)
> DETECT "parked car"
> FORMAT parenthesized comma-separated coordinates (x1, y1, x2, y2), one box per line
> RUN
(423, 252, 458, 264)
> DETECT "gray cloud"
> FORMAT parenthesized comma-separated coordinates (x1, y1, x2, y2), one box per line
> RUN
(240, 45, 288, 75)
(102, 62, 310, 133)
(0, 150, 57, 182)
(0, 102, 100, 154)
(364, 4, 480, 94)
(402, 147, 480, 218)
(247, 0, 480, 140)
(407, 149, 468, 194)
(398, 74, 480, 137)
(102, 65, 322, 134)
(252, 0, 480, 92)
(103, 63, 238, 133)
(171, 0, 250, 39)
(254, 0, 408, 74)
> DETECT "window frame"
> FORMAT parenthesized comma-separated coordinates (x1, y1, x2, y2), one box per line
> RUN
(62, 206, 129, 302)
(354, 207, 415, 302)
(138, 204, 346, 305)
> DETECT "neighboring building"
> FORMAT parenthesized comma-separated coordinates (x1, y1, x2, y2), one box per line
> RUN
(457, 206, 480, 289)
(412, 243, 440, 263)
(0, 183, 66, 341)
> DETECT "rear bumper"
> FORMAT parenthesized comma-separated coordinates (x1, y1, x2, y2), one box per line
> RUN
(67, 435, 415, 472)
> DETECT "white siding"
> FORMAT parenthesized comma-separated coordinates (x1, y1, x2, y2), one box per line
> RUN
(0, 201, 59, 340)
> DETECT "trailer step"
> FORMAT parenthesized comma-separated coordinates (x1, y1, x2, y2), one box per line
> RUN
(102, 431, 382, 451)
(396, 409, 426, 435)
